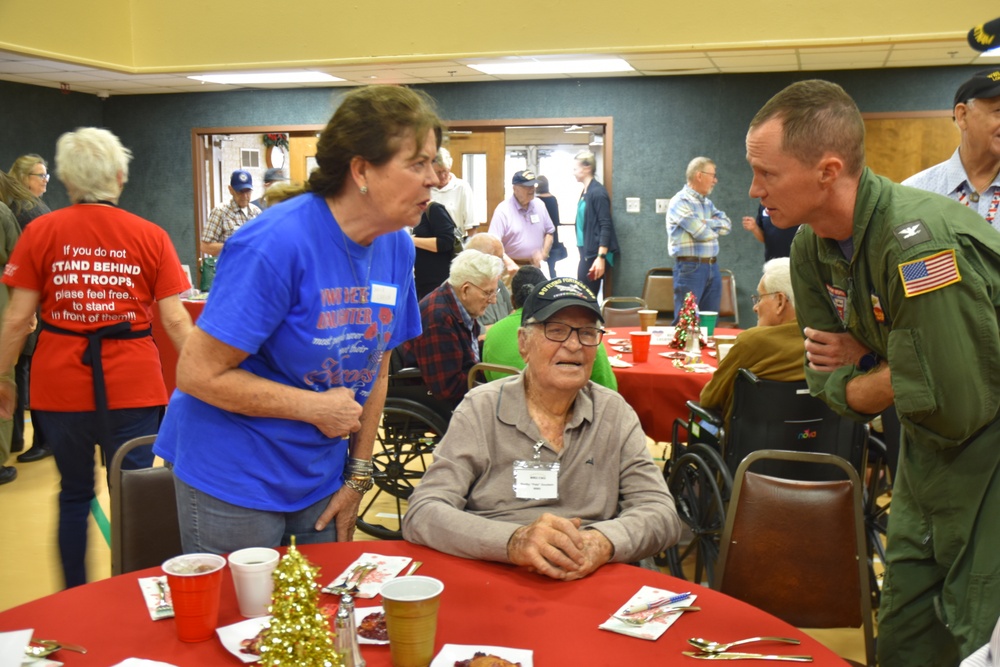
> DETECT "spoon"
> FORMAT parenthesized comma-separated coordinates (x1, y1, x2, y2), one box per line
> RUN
(688, 636, 801, 653)
(25, 640, 88, 658)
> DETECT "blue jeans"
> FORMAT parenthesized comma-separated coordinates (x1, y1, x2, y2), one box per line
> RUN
(37, 407, 161, 588)
(172, 476, 339, 554)
(673, 260, 721, 323)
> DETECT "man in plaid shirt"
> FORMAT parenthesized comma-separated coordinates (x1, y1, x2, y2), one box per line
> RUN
(666, 157, 732, 321)
(200, 169, 261, 256)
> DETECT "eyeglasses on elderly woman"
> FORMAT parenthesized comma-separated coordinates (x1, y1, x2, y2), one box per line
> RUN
(527, 322, 606, 347)
(750, 291, 780, 306)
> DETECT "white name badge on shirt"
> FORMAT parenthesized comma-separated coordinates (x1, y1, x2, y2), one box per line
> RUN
(371, 281, 398, 306)
(513, 460, 560, 499)
(530, 213, 540, 224)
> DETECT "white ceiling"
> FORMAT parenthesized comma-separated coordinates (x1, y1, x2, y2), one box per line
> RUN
(0, 40, 993, 98)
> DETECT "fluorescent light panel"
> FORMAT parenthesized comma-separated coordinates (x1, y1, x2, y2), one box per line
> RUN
(189, 72, 344, 84)
(468, 58, 634, 75)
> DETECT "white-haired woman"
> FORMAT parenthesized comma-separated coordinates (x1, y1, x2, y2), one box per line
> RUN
(0, 127, 193, 588)
(430, 146, 476, 236)
(401, 248, 504, 408)
(699, 257, 804, 431)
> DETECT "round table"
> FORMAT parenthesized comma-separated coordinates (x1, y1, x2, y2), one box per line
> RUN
(0, 541, 849, 666)
(612, 329, 740, 443)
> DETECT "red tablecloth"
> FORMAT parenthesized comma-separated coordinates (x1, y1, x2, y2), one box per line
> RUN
(612, 329, 740, 444)
(0, 541, 848, 666)
(151, 299, 205, 394)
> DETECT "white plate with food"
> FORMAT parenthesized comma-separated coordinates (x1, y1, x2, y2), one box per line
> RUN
(355, 606, 389, 645)
(217, 616, 271, 663)
(432, 644, 533, 667)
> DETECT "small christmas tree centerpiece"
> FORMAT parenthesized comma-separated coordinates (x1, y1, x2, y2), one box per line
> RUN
(258, 536, 343, 667)
(670, 292, 703, 350)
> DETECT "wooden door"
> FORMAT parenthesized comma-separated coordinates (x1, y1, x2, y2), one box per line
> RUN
(288, 133, 319, 185)
(446, 129, 505, 232)
(863, 114, 959, 183)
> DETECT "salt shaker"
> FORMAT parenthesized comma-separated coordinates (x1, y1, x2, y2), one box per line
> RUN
(334, 593, 365, 667)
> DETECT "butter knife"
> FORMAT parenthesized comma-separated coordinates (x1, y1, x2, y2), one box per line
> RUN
(682, 651, 813, 662)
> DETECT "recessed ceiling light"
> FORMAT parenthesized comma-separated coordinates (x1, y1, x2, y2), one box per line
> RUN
(468, 58, 633, 75)
(188, 72, 344, 84)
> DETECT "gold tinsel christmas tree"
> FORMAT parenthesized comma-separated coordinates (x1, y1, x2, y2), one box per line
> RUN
(670, 291, 703, 349)
(258, 536, 343, 667)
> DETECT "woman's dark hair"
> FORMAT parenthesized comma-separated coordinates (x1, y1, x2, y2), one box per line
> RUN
(309, 86, 444, 197)
(512, 266, 547, 309)
(535, 174, 550, 194)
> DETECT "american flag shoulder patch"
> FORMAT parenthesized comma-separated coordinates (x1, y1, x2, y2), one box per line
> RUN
(898, 249, 961, 297)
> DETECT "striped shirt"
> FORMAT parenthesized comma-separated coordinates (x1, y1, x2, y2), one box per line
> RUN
(201, 199, 261, 244)
(666, 185, 731, 258)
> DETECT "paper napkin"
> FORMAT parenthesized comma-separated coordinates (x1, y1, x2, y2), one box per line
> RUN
(598, 585, 697, 641)
(323, 553, 412, 599)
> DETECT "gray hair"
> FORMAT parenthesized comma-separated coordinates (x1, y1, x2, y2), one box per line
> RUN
(433, 145, 453, 170)
(55, 127, 132, 203)
(686, 157, 714, 182)
(760, 257, 795, 308)
(447, 248, 503, 288)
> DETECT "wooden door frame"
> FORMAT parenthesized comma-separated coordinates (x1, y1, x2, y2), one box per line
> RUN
(446, 117, 615, 195)
(190, 124, 323, 279)
(190, 118, 614, 281)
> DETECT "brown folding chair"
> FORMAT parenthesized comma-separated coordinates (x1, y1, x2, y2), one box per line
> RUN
(641, 267, 674, 324)
(601, 296, 646, 329)
(718, 268, 739, 327)
(716, 449, 875, 667)
(467, 362, 521, 390)
(110, 435, 183, 575)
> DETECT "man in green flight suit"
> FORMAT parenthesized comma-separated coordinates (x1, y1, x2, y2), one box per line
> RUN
(746, 79, 1000, 667)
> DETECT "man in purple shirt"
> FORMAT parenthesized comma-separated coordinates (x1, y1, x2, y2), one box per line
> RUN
(488, 170, 555, 267)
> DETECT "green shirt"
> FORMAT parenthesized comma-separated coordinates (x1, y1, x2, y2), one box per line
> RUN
(481, 308, 618, 390)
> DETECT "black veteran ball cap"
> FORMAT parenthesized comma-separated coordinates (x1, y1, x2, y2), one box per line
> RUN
(521, 277, 604, 325)
(954, 68, 1000, 107)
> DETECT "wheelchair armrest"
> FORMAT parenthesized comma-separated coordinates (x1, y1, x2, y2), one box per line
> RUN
(392, 366, 423, 381)
(686, 400, 724, 427)
(737, 367, 762, 385)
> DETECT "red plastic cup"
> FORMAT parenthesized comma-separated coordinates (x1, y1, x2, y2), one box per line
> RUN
(630, 331, 652, 363)
(163, 553, 226, 642)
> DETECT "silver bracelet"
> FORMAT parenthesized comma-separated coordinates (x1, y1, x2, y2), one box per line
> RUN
(346, 457, 374, 476)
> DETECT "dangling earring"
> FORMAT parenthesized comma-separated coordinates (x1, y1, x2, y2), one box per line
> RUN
(360, 185, 368, 195)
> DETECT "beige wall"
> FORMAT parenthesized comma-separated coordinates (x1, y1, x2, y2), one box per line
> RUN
(0, 0, 994, 73)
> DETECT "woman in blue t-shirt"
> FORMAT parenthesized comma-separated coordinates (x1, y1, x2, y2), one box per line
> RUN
(155, 86, 443, 553)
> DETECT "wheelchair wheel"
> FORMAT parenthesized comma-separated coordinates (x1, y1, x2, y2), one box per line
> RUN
(355, 399, 449, 540)
(664, 449, 727, 587)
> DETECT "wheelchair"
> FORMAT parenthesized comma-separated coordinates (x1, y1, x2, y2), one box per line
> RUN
(354, 349, 454, 540)
(661, 368, 890, 607)
(353, 356, 521, 540)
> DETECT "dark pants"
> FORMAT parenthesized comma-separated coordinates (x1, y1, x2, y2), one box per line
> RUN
(38, 407, 161, 588)
(577, 254, 613, 299)
(12, 354, 46, 452)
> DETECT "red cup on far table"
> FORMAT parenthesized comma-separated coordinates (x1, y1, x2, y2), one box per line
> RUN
(630, 331, 652, 363)
(162, 553, 226, 642)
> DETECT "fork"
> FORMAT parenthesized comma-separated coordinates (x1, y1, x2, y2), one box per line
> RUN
(155, 579, 172, 614)
(324, 563, 375, 595)
(613, 606, 701, 625)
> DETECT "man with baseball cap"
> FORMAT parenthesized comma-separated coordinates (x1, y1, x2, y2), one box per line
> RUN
(904, 69, 1000, 231)
(200, 169, 261, 256)
(487, 170, 555, 269)
(251, 167, 288, 211)
(404, 275, 679, 580)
